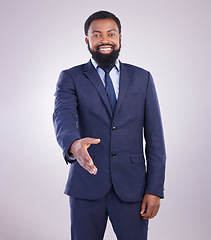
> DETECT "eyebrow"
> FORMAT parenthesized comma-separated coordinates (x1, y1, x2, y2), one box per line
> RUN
(92, 29, 118, 34)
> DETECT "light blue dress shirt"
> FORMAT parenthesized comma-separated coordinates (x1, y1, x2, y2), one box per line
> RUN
(91, 58, 120, 99)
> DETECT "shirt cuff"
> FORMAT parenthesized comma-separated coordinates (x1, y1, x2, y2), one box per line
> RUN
(65, 151, 76, 164)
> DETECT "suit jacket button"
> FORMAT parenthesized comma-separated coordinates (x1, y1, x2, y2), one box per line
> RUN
(112, 126, 116, 131)
(112, 152, 116, 157)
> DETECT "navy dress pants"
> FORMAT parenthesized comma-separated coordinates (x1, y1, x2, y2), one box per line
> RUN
(69, 187, 148, 240)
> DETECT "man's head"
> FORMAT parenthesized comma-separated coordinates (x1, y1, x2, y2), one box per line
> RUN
(84, 11, 122, 68)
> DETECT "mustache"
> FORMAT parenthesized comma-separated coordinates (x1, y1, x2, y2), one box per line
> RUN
(97, 43, 115, 49)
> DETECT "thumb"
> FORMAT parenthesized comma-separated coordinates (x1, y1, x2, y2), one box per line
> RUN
(140, 197, 147, 215)
(92, 138, 101, 144)
(85, 138, 101, 145)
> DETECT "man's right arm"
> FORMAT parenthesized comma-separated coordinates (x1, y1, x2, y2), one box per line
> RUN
(53, 70, 81, 164)
(53, 70, 100, 174)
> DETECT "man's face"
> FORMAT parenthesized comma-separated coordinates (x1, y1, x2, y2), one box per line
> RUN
(85, 18, 122, 68)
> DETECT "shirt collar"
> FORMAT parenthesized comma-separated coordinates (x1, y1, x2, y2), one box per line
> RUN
(91, 58, 120, 71)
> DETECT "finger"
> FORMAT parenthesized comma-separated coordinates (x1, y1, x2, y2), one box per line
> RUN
(84, 138, 101, 145)
(140, 198, 147, 215)
(142, 203, 153, 219)
(83, 159, 98, 174)
(84, 152, 97, 170)
(151, 205, 160, 218)
(82, 148, 98, 173)
(79, 151, 98, 174)
(77, 157, 98, 175)
(143, 206, 159, 220)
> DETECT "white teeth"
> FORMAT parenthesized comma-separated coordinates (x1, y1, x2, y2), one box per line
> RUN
(100, 48, 111, 51)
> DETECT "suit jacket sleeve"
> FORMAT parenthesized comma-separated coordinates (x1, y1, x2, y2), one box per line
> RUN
(144, 72, 166, 198)
(53, 70, 80, 164)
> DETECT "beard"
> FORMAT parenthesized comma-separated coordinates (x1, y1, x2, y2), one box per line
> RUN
(88, 42, 121, 69)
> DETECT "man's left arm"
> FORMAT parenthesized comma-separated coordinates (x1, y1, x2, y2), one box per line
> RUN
(141, 72, 166, 219)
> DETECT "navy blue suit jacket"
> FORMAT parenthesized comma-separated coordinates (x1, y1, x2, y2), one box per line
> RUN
(53, 60, 166, 202)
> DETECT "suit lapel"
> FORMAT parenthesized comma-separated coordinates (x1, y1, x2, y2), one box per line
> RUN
(84, 60, 113, 117)
(114, 62, 131, 117)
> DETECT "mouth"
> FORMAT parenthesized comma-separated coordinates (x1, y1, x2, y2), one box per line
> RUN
(97, 44, 114, 54)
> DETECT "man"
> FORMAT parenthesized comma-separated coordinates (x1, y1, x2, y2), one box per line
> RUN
(53, 10, 166, 240)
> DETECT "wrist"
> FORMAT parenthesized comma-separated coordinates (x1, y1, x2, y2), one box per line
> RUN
(69, 139, 80, 155)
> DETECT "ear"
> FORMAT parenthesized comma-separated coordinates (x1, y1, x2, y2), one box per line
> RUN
(119, 34, 122, 42)
(85, 37, 88, 45)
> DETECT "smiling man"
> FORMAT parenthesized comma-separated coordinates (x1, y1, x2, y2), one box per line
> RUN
(53, 10, 166, 240)
(86, 18, 121, 69)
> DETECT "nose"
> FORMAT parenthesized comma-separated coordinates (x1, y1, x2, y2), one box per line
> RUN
(100, 34, 109, 44)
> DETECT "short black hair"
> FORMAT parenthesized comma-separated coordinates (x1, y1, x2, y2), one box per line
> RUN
(84, 10, 121, 36)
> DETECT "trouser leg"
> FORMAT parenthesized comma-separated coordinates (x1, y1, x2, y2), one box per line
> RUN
(107, 188, 148, 240)
(69, 196, 108, 240)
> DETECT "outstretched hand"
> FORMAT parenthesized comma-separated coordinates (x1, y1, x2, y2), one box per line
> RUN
(70, 137, 101, 175)
(140, 194, 160, 220)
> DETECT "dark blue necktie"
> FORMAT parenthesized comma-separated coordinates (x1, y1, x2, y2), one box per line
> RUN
(102, 67, 116, 114)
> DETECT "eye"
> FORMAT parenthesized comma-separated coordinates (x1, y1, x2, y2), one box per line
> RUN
(93, 34, 100, 38)
(108, 33, 116, 37)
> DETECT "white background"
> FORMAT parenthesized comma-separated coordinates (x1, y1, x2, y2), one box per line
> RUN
(0, 0, 210, 239)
